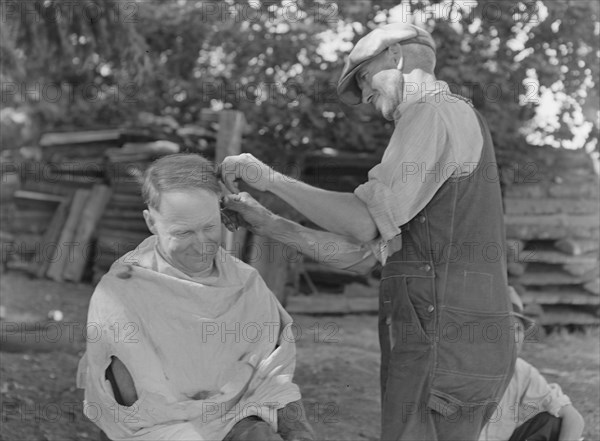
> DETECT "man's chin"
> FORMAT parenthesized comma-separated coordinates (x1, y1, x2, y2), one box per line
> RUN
(177, 256, 216, 274)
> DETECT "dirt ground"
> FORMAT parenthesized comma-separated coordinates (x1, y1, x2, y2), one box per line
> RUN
(1, 270, 598, 441)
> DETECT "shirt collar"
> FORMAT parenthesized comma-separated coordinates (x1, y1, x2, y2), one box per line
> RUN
(393, 80, 450, 120)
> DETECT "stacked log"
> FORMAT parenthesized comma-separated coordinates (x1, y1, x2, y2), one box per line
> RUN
(92, 141, 179, 282)
(504, 147, 600, 326)
(4, 129, 155, 279)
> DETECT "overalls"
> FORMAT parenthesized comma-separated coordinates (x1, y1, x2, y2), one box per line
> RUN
(379, 103, 517, 441)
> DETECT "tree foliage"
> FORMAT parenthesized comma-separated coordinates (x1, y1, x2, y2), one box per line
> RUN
(1, 0, 598, 159)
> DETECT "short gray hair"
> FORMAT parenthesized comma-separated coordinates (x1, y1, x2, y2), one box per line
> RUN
(141, 154, 220, 211)
(401, 43, 436, 74)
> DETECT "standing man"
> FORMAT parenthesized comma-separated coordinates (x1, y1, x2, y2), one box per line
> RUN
(221, 23, 516, 441)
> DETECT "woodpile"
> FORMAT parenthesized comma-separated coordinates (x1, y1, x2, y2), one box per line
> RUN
(91, 141, 179, 283)
(504, 147, 600, 326)
(1, 128, 155, 280)
(1, 110, 273, 291)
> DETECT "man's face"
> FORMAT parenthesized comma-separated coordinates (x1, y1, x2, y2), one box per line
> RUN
(356, 50, 404, 121)
(143, 189, 222, 275)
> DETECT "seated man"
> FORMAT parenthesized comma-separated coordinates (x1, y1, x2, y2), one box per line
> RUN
(479, 287, 585, 441)
(77, 154, 314, 441)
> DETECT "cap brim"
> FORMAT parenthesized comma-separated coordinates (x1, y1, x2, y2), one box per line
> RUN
(337, 61, 368, 106)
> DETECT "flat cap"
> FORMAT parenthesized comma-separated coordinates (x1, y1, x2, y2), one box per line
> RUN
(337, 23, 436, 105)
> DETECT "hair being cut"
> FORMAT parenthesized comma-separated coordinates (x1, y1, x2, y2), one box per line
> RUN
(142, 154, 221, 211)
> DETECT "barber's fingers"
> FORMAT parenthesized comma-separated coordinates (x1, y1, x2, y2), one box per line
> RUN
(222, 192, 255, 211)
(217, 158, 241, 194)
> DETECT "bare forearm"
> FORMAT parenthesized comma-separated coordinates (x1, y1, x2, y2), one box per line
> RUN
(264, 214, 376, 273)
(269, 173, 378, 242)
(558, 405, 585, 441)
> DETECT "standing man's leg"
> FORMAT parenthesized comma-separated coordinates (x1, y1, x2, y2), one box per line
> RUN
(379, 277, 437, 441)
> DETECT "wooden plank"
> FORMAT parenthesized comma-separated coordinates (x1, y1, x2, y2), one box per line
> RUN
(99, 218, 149, 232)
(562, 261, 599, 277)
(505, 213, 600, 229)
(554, 238, 600, 256)
(515, 266, 600, 286)
(507, 261, 527, 276)
(504, 198, 600, 215)
(537, 307, 600, 326)
(45, 189, 91, 281)
(522, 287, 600, 305)
(32, 197, 72, 278)
(39, 129, 122, 146)
(14, 190, 66, 205)
(519, 249, 598, 265)
(245, 233, 288, 303)
(11, 209, 55, 224)
(215, 110, 246, 163)
(285, 293, 379, 315)
(215, 110, 246, 253)
(103, 208, 145, 219)
(63, 185, 112, 282)
(503, 182, 599, 199)
(583, 278, 600, 295)
(547, 182, 599, 198)
(505, 214, 599, 240)
(21, 180, 76, 196)
(108, 193, 145, 208)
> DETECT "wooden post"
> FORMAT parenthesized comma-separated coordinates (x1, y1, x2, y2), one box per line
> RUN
(215, 110, 247, 257)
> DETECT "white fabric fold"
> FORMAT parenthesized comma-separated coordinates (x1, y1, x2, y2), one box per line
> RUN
(77, 236, 301, 440)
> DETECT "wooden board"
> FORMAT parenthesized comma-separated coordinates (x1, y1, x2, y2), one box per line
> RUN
(39, 129, 122, 146)
(245, 233, 288, 303)
(32, 198, 71, 278)
(215, 110, 246, 254)
(63, 185, 112, 282)
(522, 287, 600, 305)
(505, 214, 599, 240)
(108, 193, 145, 209)
(285, 292, 378, 315)
(45, 189, 91, 281)
(583, 278, 600, 295)
(519, 249, 598, 265)
(554, 238, 600, 256)
(537, 307, 600, 326)
(98, 218, 149, 232)
(504, 198, 600, 215)
(514, 269, 599, 286)
(504, 182, 599, 199)
(13, 190, 66, 208)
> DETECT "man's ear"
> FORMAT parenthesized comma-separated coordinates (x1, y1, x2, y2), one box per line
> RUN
(388, 43, 404, 70)
(143, 209, 158, 235)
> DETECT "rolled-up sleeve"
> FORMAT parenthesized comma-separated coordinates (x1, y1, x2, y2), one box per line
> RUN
(354, 102, 451, 242)
(520, 364, 571, 419)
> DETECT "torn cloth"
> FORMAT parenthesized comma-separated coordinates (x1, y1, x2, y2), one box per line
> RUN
(77, 236, 300, 440)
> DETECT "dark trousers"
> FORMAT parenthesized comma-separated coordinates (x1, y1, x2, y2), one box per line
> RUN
(223, 416, 283, 441)
(509, 412, 562, 441)
(101, 416, 283, 441)
(378, 280, 507, 441)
